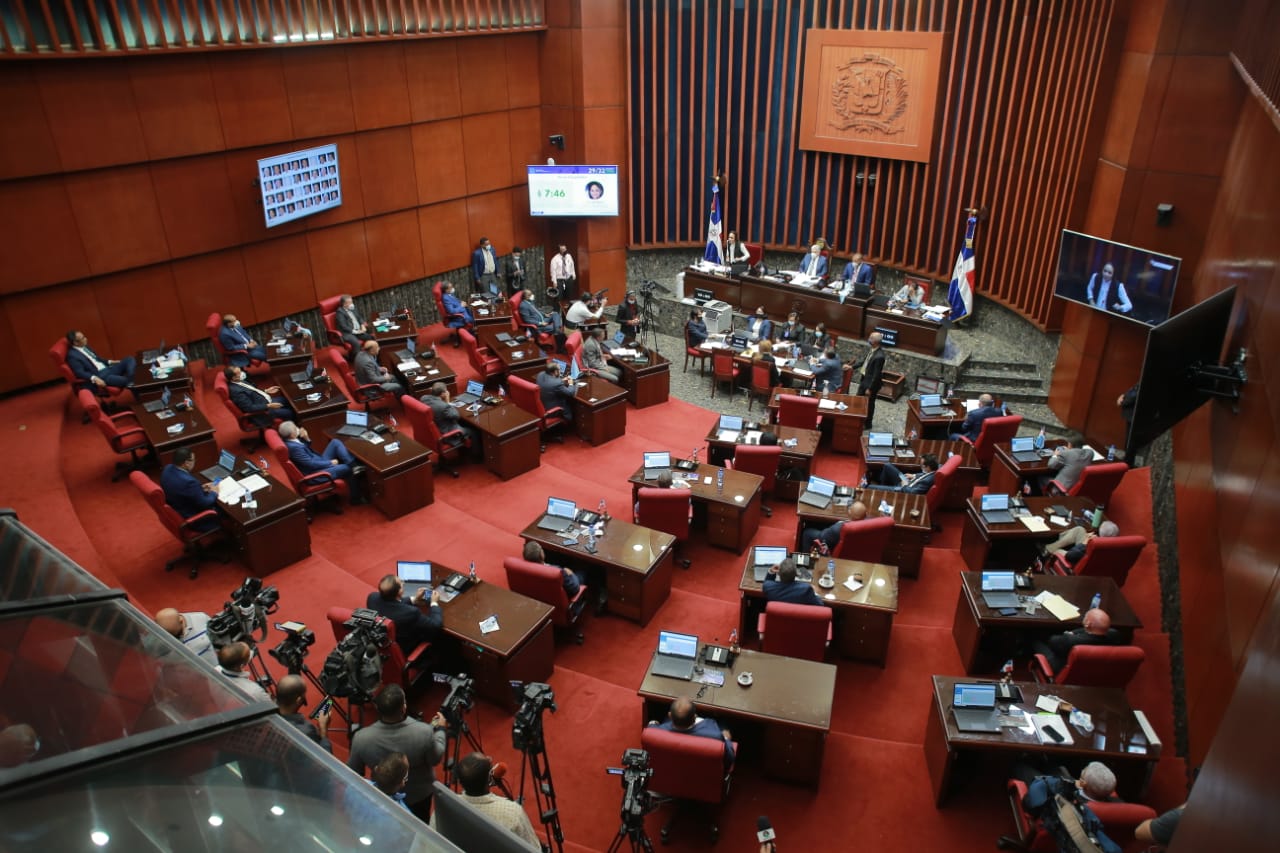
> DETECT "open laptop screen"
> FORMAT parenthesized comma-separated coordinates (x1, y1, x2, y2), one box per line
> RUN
(552, 358, 568, 374)
(953, 683, 997, 708)
(1010, 437, 1034, 453)
(981, 571, 1016, 591)
(396, 560, 432, 585)
(868, 432, 894, 446)
(465, 379, 485, 397)
(346, 409, 369, 427)
(643, 451, 671, 468)
(805, 476, 836, 497)
(920, 394, 942, 407)
(719, 414, 744, 431)
(546, 497, 576, 518)
(218, 449, 237, 472)
(657, 631, 698, 658)
(753, 546, 789, 567)
(981, 494, 1010, 511)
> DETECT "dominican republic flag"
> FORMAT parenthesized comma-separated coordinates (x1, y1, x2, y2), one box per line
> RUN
(703, 183, 723, 264)
(948, 214, 977, 322)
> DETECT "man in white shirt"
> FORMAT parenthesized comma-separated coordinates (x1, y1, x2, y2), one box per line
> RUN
(565, 293, 607, 330)
(443, 751, 540, 847)
(549, 245, 577, 300)
(155, 608, 216, 664)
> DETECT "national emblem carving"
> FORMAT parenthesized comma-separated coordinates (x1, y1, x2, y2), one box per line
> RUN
(829, 54, 909, 134)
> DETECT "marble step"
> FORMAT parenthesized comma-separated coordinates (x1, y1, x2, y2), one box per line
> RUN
(966, 359, 1042, 374)
(953, 386, 1049, 405)
(961, 370, 1045, 389)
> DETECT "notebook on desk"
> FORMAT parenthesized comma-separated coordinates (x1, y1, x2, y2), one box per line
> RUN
(142, 387, 172, 413)
(919, 393, 950, 417)
(199, 449, 239, 483)
(797, 475, 837, 509)
(866, 431, 895, 461)
(453, 379, 486, 406)
(752, 546, 789, 581)
(1009, 436, 1041, 463)
(650, 630, 699, 680)
(951, 682, 1002, 732)
(642, 451, 672, 480)
(980, 493, 1016, 524)
(536, 496, 578, 533)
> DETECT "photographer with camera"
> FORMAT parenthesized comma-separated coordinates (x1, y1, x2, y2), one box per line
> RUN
(275, 674, 331, 753)
(441, 751, 540, 848)
(649, 696, 734, 767)
(217, 642, 271, 701)
(366, 574, 443, 655)
(347, 684, 447, 822)
(155, 607, 216, 664)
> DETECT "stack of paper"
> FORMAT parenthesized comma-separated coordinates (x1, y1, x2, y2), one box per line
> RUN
(1019, 515, 1050, 533)
(818, 398, 838, 410)
(238, 474, 269, 493)
(1035, 591, 1080, 621)
(217, 479, 247, 505)
(398, 360, 419, 372)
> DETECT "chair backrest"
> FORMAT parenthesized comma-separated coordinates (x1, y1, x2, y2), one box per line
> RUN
(263, 429, 303, 490)
(640, 726, 730, 804)
(503, 557, 572, 626)
(401, 395, 441, 449)
(205, 312, 229, 361)
(326, 606, 355, 644)
(1055, 644, 1145, 688)
(1070, 461, 1128, 504)
(458, 328, 487, 373)
(732, 445, 782, 492)
(509, 291, 526, 332)
(744, 243, 763, 267)
(318, 295, 344, 346)
(1007, 779, 1156, 851)
(838, 363, 853, 394)
(750, 361, 772, 393)
(636, 487, 691, 541)
(507, 375, 546, 418)
(129, 470, 186, 540)
(761, 601, 831, 661)
(712, 350, 735, 377)
(432, 281, 448, 321)
(325, 345, 356, 393)
(925, 454, 963, 517)
(972, 414, 1023, 467)
(777, 393, 820, 429)
(565, 330, 583, 364)
(77, 389, 117, 441)
(832, 515, 896, 562)
(1074, 535, 1146, 586)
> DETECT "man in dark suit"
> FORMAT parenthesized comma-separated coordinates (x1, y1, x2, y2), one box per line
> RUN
(800, 500, 868, 553)
(420, 382, 480, 456)
(951, 393, 1002, 442)
(335, 294, 374, 349)
(518, 289, 561, 336)
(471, 237, 499, 297)
(856, 332, 886, 428)
(876, 453, 940, 494)
(225, 366, 294, 427)
(649, 696, 735, 768)
(160, 446, 221, 533)
(811, 347, 844, 393)
(1031, 608, 1122, 673)
(354, 340, 406, 396)
(842, 252, 874, 287)
(65, 330, 136, 390)
(536, 360, 576, 422)
(763, 558, 824, 606)
(686, 309, 709, 348)
(503, 246, 528, 294)
(218, 314, 268, 367)
(365, 573, 443, 654)
(278, 420, 365, 504)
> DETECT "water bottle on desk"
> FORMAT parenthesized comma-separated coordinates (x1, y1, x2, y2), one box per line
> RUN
(1034, 427, 1046, 450)
(469, 561, 478, 583)
(1106, 444, 1116, 462)
(1090, 505, 1104, 529)
(1090, 592, 1102, 611)
(598, 498, 609, 524)
(716, 467, 724, 492)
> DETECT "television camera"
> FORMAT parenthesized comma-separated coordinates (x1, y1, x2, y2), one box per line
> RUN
(317, 609, 388, 702)
(206, 577, 280, 649)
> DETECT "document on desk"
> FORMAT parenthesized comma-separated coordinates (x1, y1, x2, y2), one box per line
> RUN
(217, 479, 247, 505)
(818, 398, 838, 410)
(717, 430, 740, 443)
(479, 615, 500, 635)
(744, 430, 762, 444)
(1032, 714, 1073, 745)
(1034, 592, 1080, 621)
(1019, 515, 1050, 533)
(237, 474, 270, 493)
(696, 670, 725, 686)
(843, 577, 864, 594)
(399, 359, 419, 372)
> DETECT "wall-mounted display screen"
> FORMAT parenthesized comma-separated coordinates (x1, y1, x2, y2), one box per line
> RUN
(527, 165, 619, 217)
(1053, 229, 1181, 327)
(257, 143, 341, 228)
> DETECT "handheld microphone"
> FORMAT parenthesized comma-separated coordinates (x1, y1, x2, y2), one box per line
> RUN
(756, 815, 776, 846)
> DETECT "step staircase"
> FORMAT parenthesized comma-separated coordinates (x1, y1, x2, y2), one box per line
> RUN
(953, 359, 1082, 442)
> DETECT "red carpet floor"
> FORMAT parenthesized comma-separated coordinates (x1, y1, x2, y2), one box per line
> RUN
(0, 345, 1186, 852)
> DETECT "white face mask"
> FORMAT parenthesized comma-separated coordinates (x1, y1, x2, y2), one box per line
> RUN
(811, 245, 821, 254)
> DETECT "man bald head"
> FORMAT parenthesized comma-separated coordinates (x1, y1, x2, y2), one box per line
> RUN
(1081, 608, 1112, 636)
(668, 696, 697, 729)
(868, 332, 883, 348)
(155, 608, 184, 638)
(979, 393, 994, 407)
(849, 500, 868, 521)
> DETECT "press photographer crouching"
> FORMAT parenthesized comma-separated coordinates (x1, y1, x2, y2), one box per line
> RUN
(347, 684, 447, 822)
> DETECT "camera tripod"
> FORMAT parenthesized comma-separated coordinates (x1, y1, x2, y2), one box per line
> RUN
(291, 660, 357, 732)
(606, 780, 657, 853)
(636, 283, 661, 354)
(441, 701, 487, 792)
(512, 714, 565, 853)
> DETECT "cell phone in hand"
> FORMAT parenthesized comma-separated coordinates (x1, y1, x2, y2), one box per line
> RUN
(310, 696, 334, 720)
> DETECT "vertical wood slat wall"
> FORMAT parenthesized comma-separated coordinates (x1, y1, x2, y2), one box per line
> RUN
(627, 0, 1116, 329)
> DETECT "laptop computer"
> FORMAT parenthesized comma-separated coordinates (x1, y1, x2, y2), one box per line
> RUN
(642, 451, 672, 480)
(919, 393, 949, 417)
(650, 630, 699, 680)
(143, 387, 172, 413)
(535, 497, 578, 533)
(395, 338, 417, 362)
(980, 571, 1021, 609)
(568, 358, 582, 383)
(335, 408, 376, 439)
(142, 339, 166, 364)
(866, 431, 895, 461)
(496, 332, 514, 343)
(289, 361, 316, 384)
(717, 413, 744, 440)
(1009, 436, 1041, 463)
(797, 475, 837, 509)
(453, 379, 486, 406)
(396, 560, 432, 597)
(199, 448, 239, 482)
(752, 545, 790, 582)
(951, 682, 1002, 732)
(980, 493, 1016, 524)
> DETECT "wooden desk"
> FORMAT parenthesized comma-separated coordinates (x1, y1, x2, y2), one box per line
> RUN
(905, 398, 967, 441)
(860, 438, 980, 510)
(797, 489, 931, 578)
(704, 421, 819, 485)
(863, 304, 948, 355)
(627, 461, 763, 554)
(521, 516, 674, 626)
(379, 348, 458, 398)
(131, 402, 217, 465)
(573, 376, 629, 445)
(737, 556, 898, 665)
(767, 388, 868, 454)
(469, 298, 514, 329)
(475, 326, 547, 380)
(611, 343, 671, 408)
(262, 333, 314, 369)
(960, 496, 1096, 571)
(132, 357, 193, 397)
(987, 439, 1072, 496)
(370, 310, 418, 349)
(457, 400, 542, 480)
(951, 573, 1143, 674)
(924, 675, 1160, 807)
(315, 414, 434, 519)
(683, 266, 871, 339)
(436, 566, 555, 709)
(271, 368, 351, 422)
(639, 646, 835, 786)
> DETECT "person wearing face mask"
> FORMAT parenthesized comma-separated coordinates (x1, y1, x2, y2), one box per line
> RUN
(776, 311, 805, 350)
(503, 246, 528, 294)
(219, 314, 268, 367)
(615, 291, 642, 340)
(746, 306, 772, 342)
(798, 242, 829, 280)
(549, 244, 577, 302)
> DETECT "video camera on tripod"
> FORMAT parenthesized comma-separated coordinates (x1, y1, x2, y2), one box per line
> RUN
(268, 620, 316, 674)
(608, 748, 655, 825)
(511, 682, 556, 752)
(436, 673, 476, 726)
(206, 577, 280, 649)
(318, 609, 388, 701)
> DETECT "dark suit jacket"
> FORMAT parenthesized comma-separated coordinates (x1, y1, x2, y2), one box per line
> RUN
(776, 321, 805, 345)
(1043, 627, 1122, 673)
(812, 355, 843, 390)
(285, 438, 338, 476)
(763, 578, 824, 607)
(160, 464, 217, 518)
(66, 346, 107, 382)
(471, 246, 497, 282)
(536, 371, 575, 413)
(229, 381, 278, 427)
(364, 592, 444, 654)
(503, 255, 527, 289)
(686, 319, 709, 348)
(423, 394, 462, 433)
(335, 307, 367, 337)
(843, 261, 874, 284)
(441, 292, 473, 328)
(959, 405, 1003, 442)
(897, 469, 936, 494)
(353, 350, 387, 387)
(857, 347, 885, 396)
(218, 325, 256, 366)
(519, 300, 549, 328)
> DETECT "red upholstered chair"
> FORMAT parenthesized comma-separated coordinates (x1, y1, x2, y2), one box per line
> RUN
(925, 454, 964, 525)
(503, 557, 588, 644)
(508, 374, 570, 447)
(684, 326, 711, 374)
(402, 395, 469, 478)
(964, 414, 1023, 468)
(640, 725, 736, 844)
(458, 328, 502, 380)
(730, 445, 782, 517)
(777, 393, 820, 429)
(325, 606, 430, 692)
(636, 487, 693, 568)
(1031, 644, 1145, 689)
(325, 345, 393, 414)
(264, 428, 348, 518)
(747, 361, 773, 412)
(129, 471, 225, 579)
(510, 290, 556, 349)
(79, 389, 151, 481)
(432, 280, 468, 347)
(213, 369, 281, 449)
(317, 295, 351, 357)
(52, 338, 131, 418)
(1051, 535, 1146, 586)
(757, 601, 832, 661)
(838, 362, 854, 394)
(563, 331, 597, 376)
(1049, 461, 1128, 505)
(831, 515, 896, 562)
(1000, 777, 1157, 852)
(206, 312, 269, 375)
(744, 242, 763, 267)
(710, 350, 740, 398)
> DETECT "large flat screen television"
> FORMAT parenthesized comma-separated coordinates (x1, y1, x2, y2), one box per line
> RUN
(1054, 229, 1181, 327)
(257, 143, 341, 228)
(527, 165, 619, 216)
(1128, 286, 1238, 452)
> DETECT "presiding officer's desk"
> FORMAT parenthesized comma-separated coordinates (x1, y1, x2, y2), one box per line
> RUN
(960, 496, 1096, 571)
(572, 375, 629, 445)
(312, 412, 434, 519)
(521, 514, 674, 626)
(131, 400, 217, 465)
(270, 366, 351, 421)
(905, 397, 967, 441)
(951, 572, 1142, 675)
(627, 461, 763, 554)
(925, 675, 1160, 807)
(379, 346, 458, 398)
(738, 555, 898, 665)
(638, 645, 836, 786)
(683, 265, 871, 339)
(434, 564, 555, 710)
(456, 398, 542, 480)
(860, 437, 981, 510)
(986, 438, 1073, 496)
(767, 388, 868, 454)
(609, 342, 671, 408)
(797, 489, 931, 578)
(186, 443, 310, 577)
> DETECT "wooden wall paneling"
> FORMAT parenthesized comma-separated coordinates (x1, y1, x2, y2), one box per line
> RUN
(64, 165, 170, 275)
(461, 112, 514, 196)
(538, 27, 574, 109)
(170, 250, 255, 340)
(242, 233, 317, 319)
(581, 106, 626, 171)
(579, 25, 625, 108)
(305, 221, 373, 298)
(1221, 448, 1280, 662)
(303, 135, 366, 228)
(6, 281, 107, 384)
(505, 34, 542, 109)
(37, 60, 149, 172)
(0, 67, 62, 180)
(411, 119, 468, 205)
(355, 126, 418, 216)
(365, 210, 427, 288)
(346, 42, 413, 131)
(465, 190, 516, 258)
(92, 265, 186, 357)
(454, 37, 511, 116)
(128, 54, 226, 160)
(1081, 320, 1145, 447)
(0, 178, 91, 294)
(417, 199, 471, 276)
(1147, 55, 1245, 177)
(507, 106, 544, 188)
(0, 300, 31, 393)
(282, 45, 357, 141)
(1099, 51, 1156, 166)
(210, 50, 295, 150)
(508, 186, 543, 255)
(150, 154, 242, 259)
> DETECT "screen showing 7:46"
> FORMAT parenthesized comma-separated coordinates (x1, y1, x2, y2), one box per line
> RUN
(527, 165, 619, 217)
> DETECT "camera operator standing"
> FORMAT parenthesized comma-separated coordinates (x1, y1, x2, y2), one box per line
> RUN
(347, 684, 447, 821)
(217, 642, 271, 702)
(275, 674, 331, 753)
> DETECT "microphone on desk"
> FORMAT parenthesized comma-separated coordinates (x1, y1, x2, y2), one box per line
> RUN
(756, 815, 777, 849)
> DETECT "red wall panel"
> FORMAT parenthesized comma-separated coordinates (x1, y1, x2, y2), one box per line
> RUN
(92, 266, 185, 357)
(1146, 56, 1244, 176)
(0, 69, 61, 180)
(405, 41, 462, 123)
(456, 38, 511, 115)
(129, 55, 225, 160)
(466, 192, 516, 260)
(7, 282, 106, 384)
(0, 301, 28, 391)
(64, 166, 170, 275)
(0, 178, 91, 293)
(223, 148, 291, 245)
(37, 62, 148, 172)
(211, 51, 294, 150)
(505, 35, 542, 108)
(150, 155, 242, 258)
(171, 250, 254, 341)
(306, 222, 372, 298)
(283, 47, 357, 141)
(355, 127, 418, 216)
(412, 121, 468, 205)
(462, 113, 513, 196)
(579, 28, 626, 108)
(365, 211, 426, 288)
(346, 43, 412, 131)
(243, 235, 316, 320)
(418, 201, 471, 276)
